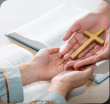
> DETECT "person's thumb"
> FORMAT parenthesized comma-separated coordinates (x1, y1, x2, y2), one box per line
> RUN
(47, 47, 60, 55)
(94, 52, 105, 63)
(63, 21, 80, 41)
(83, 65, 96, 78)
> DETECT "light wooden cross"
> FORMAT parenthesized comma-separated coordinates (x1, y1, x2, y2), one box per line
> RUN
(70, 28, 105, 60)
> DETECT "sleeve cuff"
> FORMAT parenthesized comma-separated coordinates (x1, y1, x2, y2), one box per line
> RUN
(0, 66, 24, 103)
(30, 91, 67, 104)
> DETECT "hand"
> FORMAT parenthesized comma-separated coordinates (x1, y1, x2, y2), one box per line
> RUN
(19, 48, 67, 86)
(48, 65, 95, 98)
(62, 1, 109, 61)
(67, 29, 109, 68)
(31, 48, 67, 81)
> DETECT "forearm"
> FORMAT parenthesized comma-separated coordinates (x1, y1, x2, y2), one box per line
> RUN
(19, 61, 40, 86)
(48, 81, 72, 98)
(30, 81, 68, 104)
(94, 1, 109, 14)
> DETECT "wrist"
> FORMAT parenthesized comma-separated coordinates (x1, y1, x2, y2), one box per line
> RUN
(48, 81, 72, 98)
(19, 61, 40, 86)
(93, 1, 109, 15)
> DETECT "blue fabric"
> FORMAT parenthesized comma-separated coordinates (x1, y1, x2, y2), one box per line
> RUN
(0, 66, 67, 104)
(30, 91, 67, 104)
(0, 66, 24, 103)
(0, 69, 6, 99)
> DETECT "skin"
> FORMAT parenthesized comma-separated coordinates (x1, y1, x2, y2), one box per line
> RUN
(68, 29, 109, 68)
(62, 1, 109, 68)
(17, 1, 109, 98)
(19, 47, 96, 98)
(19, 47, 67, 86)
(48, 65, 95, 98)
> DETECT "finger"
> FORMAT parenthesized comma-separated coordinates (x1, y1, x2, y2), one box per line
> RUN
(67, 51, 93, 67)
(84, 52, 93, 57)
(74, 55, 99, 68)
(67, 52, 87, 67)
(67, 61, 76, 67)
(64, 42, 80, 60)
(94, 53, 104, 62)
(73, 32, 87, 45)
(63, 47, 75, 60)
(61, 36, 77, 55)
(63, 21, 80, 41)
(47, 47, 60, 55)
(83, 65, 95, 78)
(66, 51, 91, 67)
(78, 42, 96, 58)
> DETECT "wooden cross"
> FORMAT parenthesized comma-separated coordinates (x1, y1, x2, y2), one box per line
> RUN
(70, 28, 105, 60)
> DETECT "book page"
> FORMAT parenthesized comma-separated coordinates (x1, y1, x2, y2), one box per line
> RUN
(0, 44, 34, 68)
(0, 44, 50, 103)
(9, 4, 89, 48)
(90, 60, 109, 82)
(20, 82, 50, 103)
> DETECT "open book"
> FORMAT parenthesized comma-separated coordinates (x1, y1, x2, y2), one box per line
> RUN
(90, 60, 109, 84)
(3, 3, 109, 102)
(0, 44, 50, 103)
(0, 44, 109, 84)
(6, 4, 90, 51)
(0, 44, 109, 103)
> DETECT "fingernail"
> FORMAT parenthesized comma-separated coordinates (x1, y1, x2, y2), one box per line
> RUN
(94, 57, 100, 62)
(97, 58, 100, 62)
(74, 63, 79, 68)
(94, 65, 97, 69)
(64, 55, 69, 60)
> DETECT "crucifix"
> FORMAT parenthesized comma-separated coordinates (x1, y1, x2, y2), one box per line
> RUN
(70, 28, 105, 60)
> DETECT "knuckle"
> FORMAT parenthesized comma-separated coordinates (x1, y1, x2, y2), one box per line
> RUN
(82, 61, 86, 66)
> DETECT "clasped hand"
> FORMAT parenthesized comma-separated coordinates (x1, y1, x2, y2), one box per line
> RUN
(19, 47, 95, 98)
(62, 1, 109, 68)
(19, 1, 110, 98)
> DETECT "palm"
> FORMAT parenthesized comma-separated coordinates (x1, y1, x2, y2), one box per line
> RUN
(51, 65, 94, 89)
(62, 12, 109, 60)
(67, 29, 109, 68)
(32, 48, 67, 81)
(90, 32, 109, 59)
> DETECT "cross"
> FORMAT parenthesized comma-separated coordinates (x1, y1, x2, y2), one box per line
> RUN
(70, 28, 105, 60)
